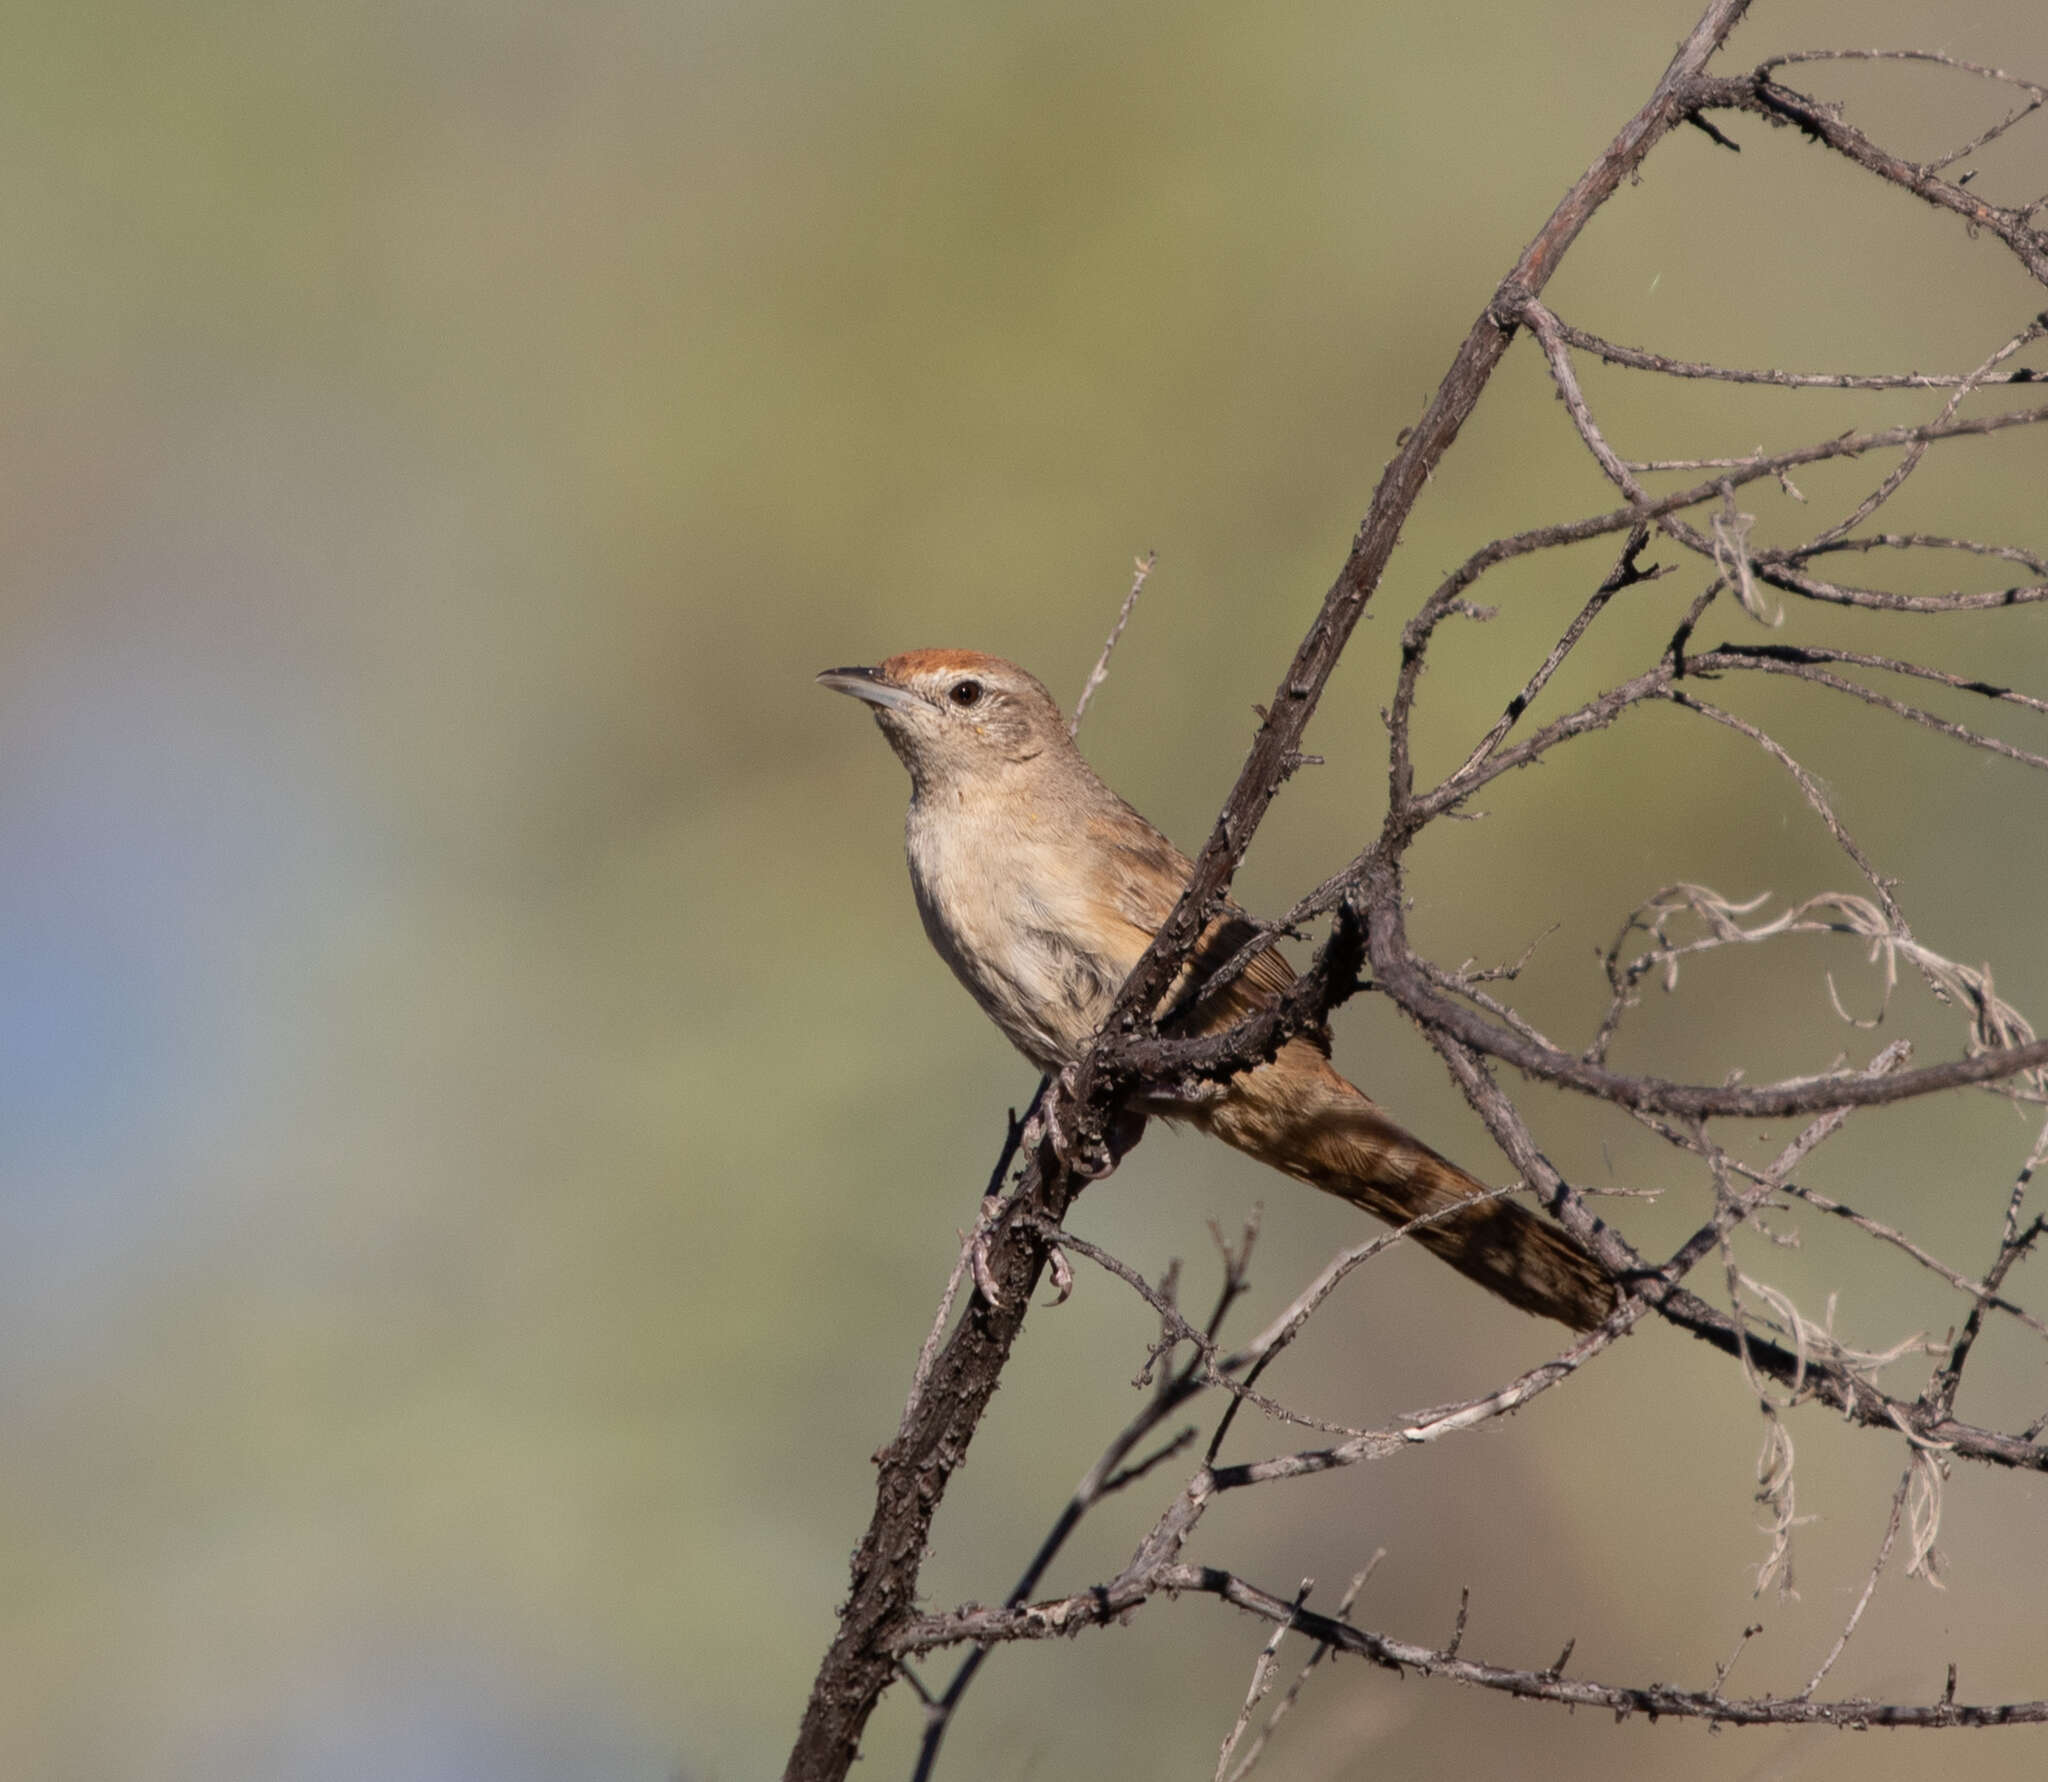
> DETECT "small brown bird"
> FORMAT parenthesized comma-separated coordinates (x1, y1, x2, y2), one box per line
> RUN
(819, 649, 1615, 1330)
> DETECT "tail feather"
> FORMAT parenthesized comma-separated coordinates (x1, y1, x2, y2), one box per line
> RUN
(1189, 1043, 1617, 1332)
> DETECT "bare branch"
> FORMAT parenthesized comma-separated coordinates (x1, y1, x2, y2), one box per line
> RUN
(1544, 312, 2046, 390)
(1071, 552, 1158, 737)
(791, 12, 2048, 1773)
(897, 1562, 2048, 1729)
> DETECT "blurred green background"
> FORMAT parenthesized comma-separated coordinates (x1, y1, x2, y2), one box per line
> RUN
(4, 1, 2047, 1776)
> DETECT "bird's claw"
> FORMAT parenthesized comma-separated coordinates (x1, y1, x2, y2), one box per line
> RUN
(969, 1194, 1008, 1309)
(1045, 1237, 1075, 1305)
(1025, 1064, 1129, 1181)
(967, 1196, 1074, 1309)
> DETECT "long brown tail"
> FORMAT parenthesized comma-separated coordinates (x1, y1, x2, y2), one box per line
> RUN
(1189, 1042, 1617, 1331)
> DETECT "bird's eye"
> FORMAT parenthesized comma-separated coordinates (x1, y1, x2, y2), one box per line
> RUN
(949, 679, 983, 707)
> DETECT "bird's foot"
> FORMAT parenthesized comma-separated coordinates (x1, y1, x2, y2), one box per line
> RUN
(968, 1195, 1009, 1308)
(967, 1193, 1074, 1309)
(1027, 1063, 1142, 1181)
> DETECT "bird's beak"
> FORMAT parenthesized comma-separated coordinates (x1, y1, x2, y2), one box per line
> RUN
(816, 665, 926, 716)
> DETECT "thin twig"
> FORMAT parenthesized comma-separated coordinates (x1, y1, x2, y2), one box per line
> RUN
(1803, 1470, 1911, 1698)
(1071, 552, 1157, 737)
(1212, 1582, 1309, 1782)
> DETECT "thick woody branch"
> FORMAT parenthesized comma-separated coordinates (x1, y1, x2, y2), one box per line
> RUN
(783, 1150, 1083, 1780)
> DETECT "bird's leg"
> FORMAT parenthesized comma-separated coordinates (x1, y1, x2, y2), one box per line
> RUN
(967, 1197, 1013, 1310)
(966, 1076, 1074, 1311)
(968, 1065, 1144, 1309)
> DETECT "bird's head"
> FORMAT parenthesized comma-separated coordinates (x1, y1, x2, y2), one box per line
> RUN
(816, 650, 1070, 791)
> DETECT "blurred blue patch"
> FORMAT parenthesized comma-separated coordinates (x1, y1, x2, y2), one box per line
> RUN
(195, 1645, 684, 1782)
(0, 629, 348, 1294)
(0, 916, 163, 1189)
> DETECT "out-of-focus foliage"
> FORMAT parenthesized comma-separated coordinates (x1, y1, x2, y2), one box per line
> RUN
(2, 2, 2044, 1777)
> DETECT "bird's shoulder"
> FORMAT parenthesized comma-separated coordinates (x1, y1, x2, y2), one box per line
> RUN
(1079, 795, 1324, 1051)
(1082, 797, 1191, 935)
